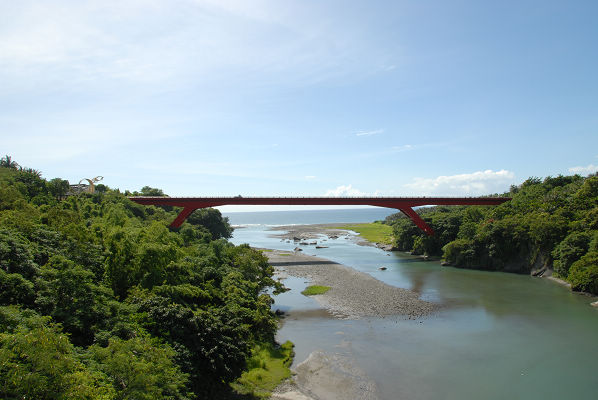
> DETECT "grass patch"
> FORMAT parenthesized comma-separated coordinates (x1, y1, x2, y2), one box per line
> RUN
(231, 341, 295, 398)
(260, 249, 274, 252)
(278, 253, 292, 256)
(301, 285, 331, 296)
(336, 222, 394, 245)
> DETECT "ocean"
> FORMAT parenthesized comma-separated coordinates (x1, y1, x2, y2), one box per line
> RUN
(223, 207, 395, 226)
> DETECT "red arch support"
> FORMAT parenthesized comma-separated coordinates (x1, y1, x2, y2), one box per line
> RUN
(128, 196, 511, 236)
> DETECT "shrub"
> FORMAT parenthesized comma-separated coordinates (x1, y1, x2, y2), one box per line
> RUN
(568, 251, 598, 295)
(552, 231, 593, 277)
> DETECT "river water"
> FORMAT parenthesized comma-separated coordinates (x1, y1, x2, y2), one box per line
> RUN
(224, 208, 598, 400)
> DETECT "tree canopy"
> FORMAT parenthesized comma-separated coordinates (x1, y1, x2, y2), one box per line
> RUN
(0, 158, 284, 399)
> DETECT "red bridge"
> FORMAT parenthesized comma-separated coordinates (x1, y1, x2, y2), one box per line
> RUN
(129, 196, 511, 236)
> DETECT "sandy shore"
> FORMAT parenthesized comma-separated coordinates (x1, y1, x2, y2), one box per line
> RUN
(265, 247, 438, 400)
(272, 351, 379, 400)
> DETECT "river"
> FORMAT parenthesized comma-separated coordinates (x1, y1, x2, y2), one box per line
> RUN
(224, 208, 598, 400)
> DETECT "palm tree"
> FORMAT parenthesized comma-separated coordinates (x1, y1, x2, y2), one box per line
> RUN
(19, 167, 42, 177)
(0, 155, 19, 169)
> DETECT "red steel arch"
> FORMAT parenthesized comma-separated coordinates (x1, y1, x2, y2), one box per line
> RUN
(128, 196, 511, 236)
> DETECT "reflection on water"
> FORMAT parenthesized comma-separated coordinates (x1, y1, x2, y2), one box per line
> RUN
(231, 224, 598, 400)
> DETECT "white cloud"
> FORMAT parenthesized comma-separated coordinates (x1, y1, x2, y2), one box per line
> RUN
(0, 0, 397, 89)
(325, 184, 367, 197)
(568, 164, 598, 175)
(355, 129, 383, 137)
(305, 175, 316, 180)
(404, 170, 515, 196)
(391, 144, 413, 152)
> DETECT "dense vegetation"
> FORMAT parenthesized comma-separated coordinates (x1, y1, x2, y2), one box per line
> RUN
(386, 174, 598, 295)
(0, 156, 288, 399)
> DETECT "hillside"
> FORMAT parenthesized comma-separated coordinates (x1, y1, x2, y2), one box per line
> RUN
(0, 158, 288, 399)
(387, 175, 598, 295)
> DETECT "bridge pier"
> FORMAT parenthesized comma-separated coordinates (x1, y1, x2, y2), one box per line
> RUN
(170, 207, 197, 228)
(398, 207, 434, 236)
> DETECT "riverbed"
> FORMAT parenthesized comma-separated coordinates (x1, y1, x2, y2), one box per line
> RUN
(226, 210, 598, 400)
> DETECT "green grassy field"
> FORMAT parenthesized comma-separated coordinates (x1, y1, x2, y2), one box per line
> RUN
(231, 341, 295, 398)
(301, 285, 331, 295)
(336, 222, 394, 245)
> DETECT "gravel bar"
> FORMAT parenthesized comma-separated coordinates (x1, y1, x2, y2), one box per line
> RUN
(266, 250, 438, 319)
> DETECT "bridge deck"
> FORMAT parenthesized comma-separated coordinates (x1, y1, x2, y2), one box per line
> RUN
(128, 196, 511, 235)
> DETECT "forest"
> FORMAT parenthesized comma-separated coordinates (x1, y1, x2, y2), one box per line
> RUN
(0, 156, 290, 399)
(387, 174, 598, 295)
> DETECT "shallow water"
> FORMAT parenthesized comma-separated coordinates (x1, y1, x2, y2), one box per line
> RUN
(226, 210, 598, 400)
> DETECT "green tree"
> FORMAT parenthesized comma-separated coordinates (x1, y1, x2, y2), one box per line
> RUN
(88, 336, 189, 400)
(35, 256, 114, 346)
(186, 208, 233, 240)
(48, 178, 71, 200)
(14, 169, 48, 199)
(0, 306, 115, 400)
(443, 239, 477, 267)
(103, 228, 137, 300)
(0, 155, 19, 169)
(0, 184, 27, 211)
(140, 186, 165, 196)
(568, 251, 598, 294)
(132, 292, 250, 396)
(0, 269, 35, 307)
(552, 231, 593, 277)
(0, 229, 38, 279)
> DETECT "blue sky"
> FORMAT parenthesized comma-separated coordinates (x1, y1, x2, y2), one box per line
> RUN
(2, 0, 597, 211)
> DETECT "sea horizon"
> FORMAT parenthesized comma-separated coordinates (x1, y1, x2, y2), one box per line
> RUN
(222, 207, 396, 226)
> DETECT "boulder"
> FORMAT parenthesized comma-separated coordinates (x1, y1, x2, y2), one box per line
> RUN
(378, 244, 399, 251)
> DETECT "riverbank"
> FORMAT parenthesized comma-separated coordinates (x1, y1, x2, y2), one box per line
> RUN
(264, 248, 438, 400)
(272, 351, 379, 400)
(269, 223, 598, 305)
